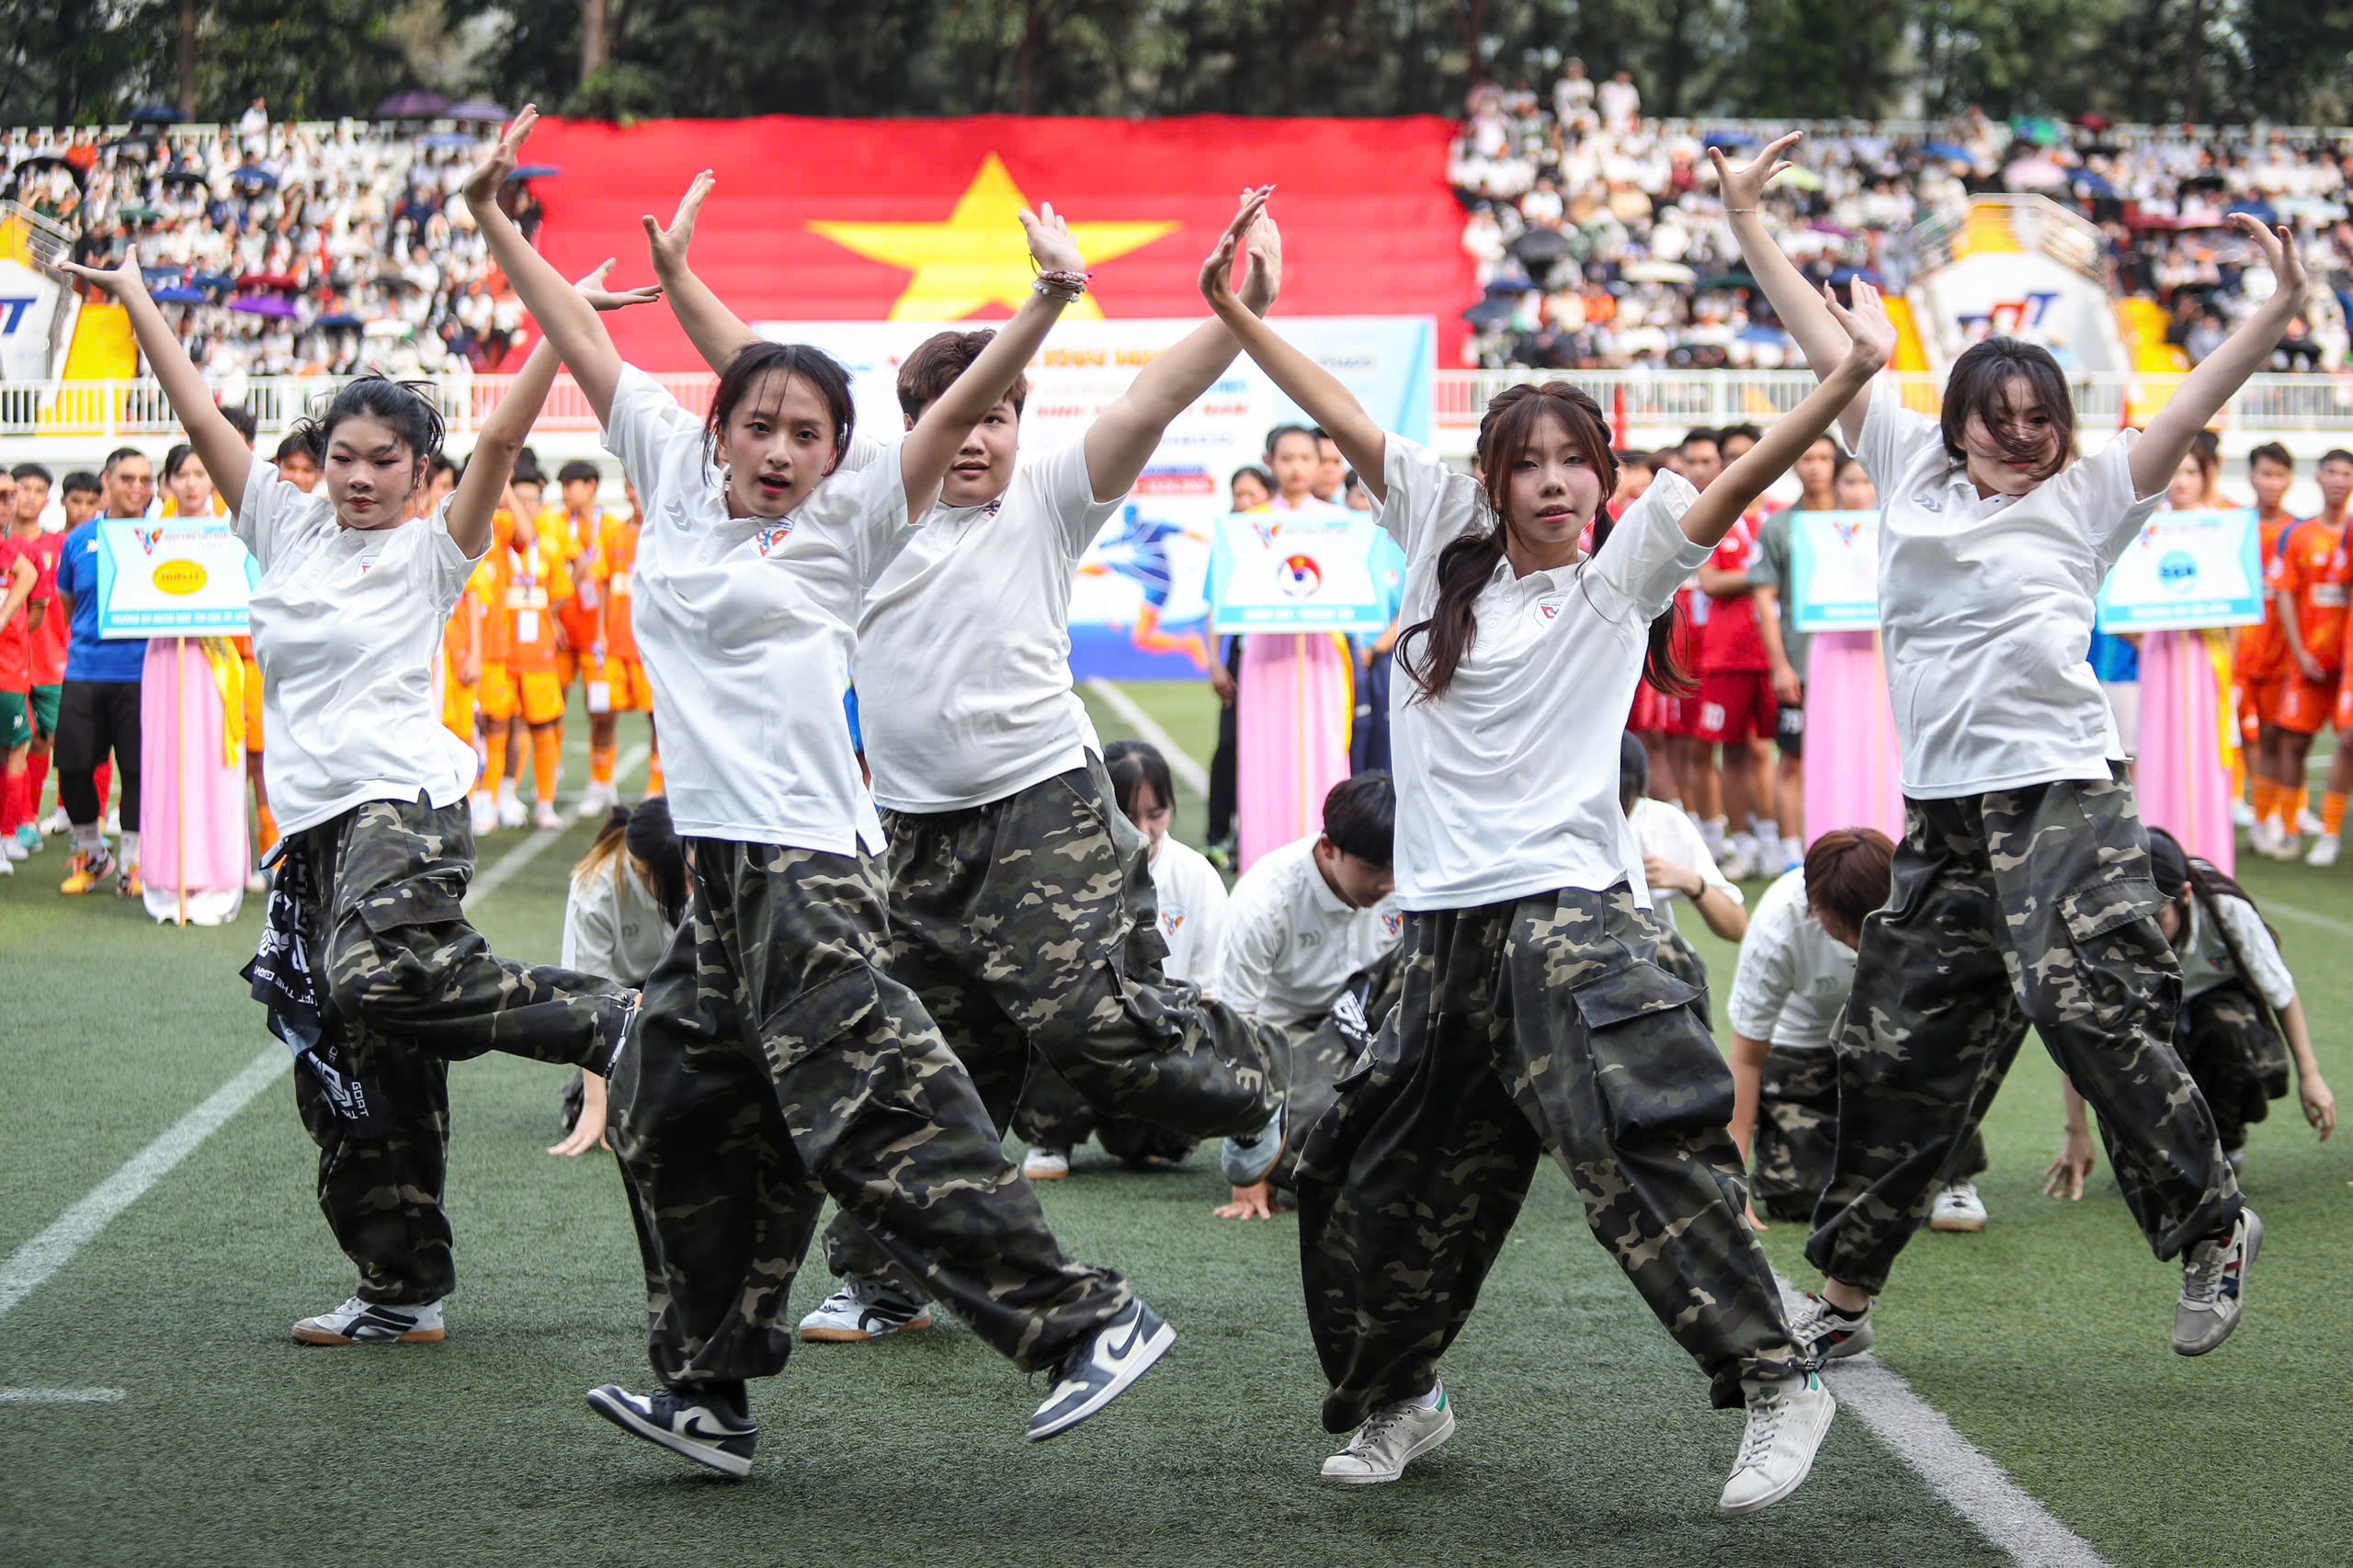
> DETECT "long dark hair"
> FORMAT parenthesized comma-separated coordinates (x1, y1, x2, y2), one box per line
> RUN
(2146, 825, 2279, 1004)
(1396, 381, 1688, 703)
(706, 341, 855, 478)
(1939, 337, 2075, 483)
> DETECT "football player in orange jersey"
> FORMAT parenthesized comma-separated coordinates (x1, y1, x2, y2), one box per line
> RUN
(2260, 449, 2353, 858)
(577, 475, 655, 813)
(2236, 445, 2301, 842)
(2290, 450, 2353, 864)
(472, 504, 576, 830)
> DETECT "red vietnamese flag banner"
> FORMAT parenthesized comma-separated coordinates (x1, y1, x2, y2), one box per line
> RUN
(522, 115, 1472, 371)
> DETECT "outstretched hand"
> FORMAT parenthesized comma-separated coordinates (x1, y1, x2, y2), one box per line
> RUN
(1198, 186, 1274, 311)
(1824, 276, 1899, 371)
(1711, 131, 1802, 212)
(54, 251, 147, 300)
(1019, 200, 1087, 277)
(642, 169, 713, 278)
(462, 105, 538, 210)
(2228, 215, 2307, 312)
(574, 257, 661, 313)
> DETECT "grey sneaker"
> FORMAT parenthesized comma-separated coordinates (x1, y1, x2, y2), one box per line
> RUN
(2175, 1207, 2261, 1357)
(1220, 1101, 1286, 1187)
(1321, 1385, 1455, 1484)
(1787, 1293, 1873, 1361)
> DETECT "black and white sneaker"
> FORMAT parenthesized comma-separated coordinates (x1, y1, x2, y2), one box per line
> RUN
(797, 1277, 936, 1342)
(291, 1295, 446, 1345)
(585, 1383, 758, 1478)
(1026, 1298, 1176, 1442)
(1787, 1293, 1873, 1362)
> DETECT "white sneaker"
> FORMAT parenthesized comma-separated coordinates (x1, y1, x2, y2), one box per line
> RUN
(0, 835, 23, 862)
(2306, 835, 2340, 868)
(533, 800, 563, 831)
(2248, 818, 2279, 857)
(103, 806, 119, 834)
(0, 853, 14, 876)
(1023, 1146, 1072, 1181)
(1927, 1179, 1988, 1233)
(576, 782, 614, 820)
(1718, 1371, 1836, 1514)
(2232, 799, 2256, 828)
(292, 1295, 446, 1345)
(469, 795, 497, 835)
(2270, 827, 2302, 861)
(2299, 807, 2324, 835)
(797, 1278, 935, 1342)
(41, 806, 71, 835)
(1717, 846, 1756, 882)
(1321, 1386, 1456, 1483)
(497, 795, 529, 830)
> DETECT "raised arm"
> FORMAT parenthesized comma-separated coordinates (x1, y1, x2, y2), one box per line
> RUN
(1083, 196, 1282, 503)
(1712, 135, 1874, 449)
(448, 259, 660, 558)
(2132, 218, 2306, 499)
(1675, 281, 1894, 548)
(1198, 192, 1389, 502)
(462, 108, 630, 425)
(892, 206, 1084, 526)
(55, 252, 254, 513)
(642, 171, 763, 376)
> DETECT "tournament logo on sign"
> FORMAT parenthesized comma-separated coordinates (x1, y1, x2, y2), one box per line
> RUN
(1278, 553, 1322, 597)
(2158, 550, 2199, 592)
(135, 527, 166, 554)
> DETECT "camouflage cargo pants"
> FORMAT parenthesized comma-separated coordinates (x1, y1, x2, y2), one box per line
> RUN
(610, 838, 1130, 1393)
(1751, 1050, 1986, 1222)
(2176, 982, 2290, 1153)
(1297, 887, 1799, 1432)
(825, 759, 1283, 1294)
(1805, 767, 2240, 1294)
(289, 794, 633, 1306)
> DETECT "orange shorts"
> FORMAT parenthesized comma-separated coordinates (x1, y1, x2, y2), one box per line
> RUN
(2272, 671, 2337, 736)
(479, 663, 567, 727)
(241, 654, 264, 756)
(578, 653, 654, 714)
(2336, 674, 2353, 734)
(442, 651, 477, 739)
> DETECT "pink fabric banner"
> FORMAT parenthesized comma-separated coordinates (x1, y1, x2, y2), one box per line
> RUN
(1236, 631, 1352, 873)
(140, 637, 247, 926)
(1802, 631, 1906, 846)
(2134, 629, 2236, 875)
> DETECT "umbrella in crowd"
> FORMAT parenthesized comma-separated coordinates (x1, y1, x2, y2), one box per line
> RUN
(2012, 116, 2063, 148)
(1622, 259, 1698, 285)
(416, 132, 482, 152)
(2005, 157, 2069, 188)
(1508, 227, 1573, 268)
(229, 165, 279, 192)
(2068, 168, 2120, 199)
(314, 313, 365, 330)
(444, 101, 511, 124)
(152, 287, 210, 304)
(1703, 128, 1760, 149)
(376, 90, 451, 120)
(1921, 142, 1972, 163)
(127, 104, 182, 125)
(230, 294, 298, 318)
(238, 272, 302, 291)
(158, 168, 208, 189)
(510, 164, 563, 181)
(114, 204, 163, 222)
(10, 153, 83, 187)
(2227, 199, 2281, 228)
(1778, 165, 1825, 191)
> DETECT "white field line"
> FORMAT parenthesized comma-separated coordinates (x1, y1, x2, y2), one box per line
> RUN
(2266, 897, 2353, 938)
(0, 1388, 128, 1404)
(1083, 678, 1212, 800)
(0, 743, 648, 1328)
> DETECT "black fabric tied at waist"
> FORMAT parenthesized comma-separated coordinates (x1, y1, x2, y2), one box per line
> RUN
(241, 833, 388, 1133)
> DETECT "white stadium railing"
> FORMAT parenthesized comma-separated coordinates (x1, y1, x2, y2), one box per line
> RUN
(3, 369, 2348, 447)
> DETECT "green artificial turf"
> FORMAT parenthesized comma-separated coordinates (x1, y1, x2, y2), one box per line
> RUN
(3, 685, 2347, 1567)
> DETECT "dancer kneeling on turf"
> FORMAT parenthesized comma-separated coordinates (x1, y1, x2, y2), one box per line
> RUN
(1725, 828, 1991, 1233)
(1716, 134, 2278, 1366)
(1201, 187, 1895, 1512)
(470, 110, 1168, 1476)
(59, 249, 653, 1346)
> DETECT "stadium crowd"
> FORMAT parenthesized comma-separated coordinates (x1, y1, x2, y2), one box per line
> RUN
(1451, 74, 2353, 372)
(3, 108, 530, 394)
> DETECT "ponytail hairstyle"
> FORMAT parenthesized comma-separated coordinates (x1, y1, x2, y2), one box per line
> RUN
(1938, 337, 2075, 483)
(1396, 381, 1688, 703)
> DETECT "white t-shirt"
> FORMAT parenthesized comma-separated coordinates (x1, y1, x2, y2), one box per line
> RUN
(560, 857, 678, 986)
(1148, 835, 1229, 986)
(1379, 436, 1710, 910)
(1630, 796, 1743, 936)
(2178, 893, 2294, 1008)
(1211, 834, 1404, 1026)
(1726, 869, 1856, 1051)
(600, 365, 915, 851)
(234, 462, 485, 836)
(1860, 380, 2163, 798)
(849, 436, 1120, 812)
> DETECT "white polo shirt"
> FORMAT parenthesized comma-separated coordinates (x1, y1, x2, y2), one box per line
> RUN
(1629, 796, 1743, 936)
(1148, 835, 1229, 985)
(1379, 436, 1709, 910)
(1211, 834, 1403, 1026)
(1726, 868, 1855, 1051)
(848, 436, 1119, 812)
(561, 856, 679, 987)
(600, 365, 915, 852)
(234, 463, 486, 836)
(1860, 380, 2163, 798)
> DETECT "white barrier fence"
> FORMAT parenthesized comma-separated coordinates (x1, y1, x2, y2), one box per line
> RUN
(3, 368, 2349, 449)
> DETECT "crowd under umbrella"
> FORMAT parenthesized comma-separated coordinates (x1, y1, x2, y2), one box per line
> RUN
(158, 168, 209, 190)
(1921, 142, 1972, 164)
(126, 104, 182, 126)
(151, 287, 210, 304)
(1507, 226, 1573, 270)
(1622, 259, 1698, 285)
(2227, 199, 2282, 228)
(444, 100, 510, 124)
(230, 293, 299, 318)
(2068, 168, 2120, 200)
(230, 165, 279, 192)
(376, 89, 451, 120)
(2005, 156, 2070, 189)
(416, 132, 482, 152)
(1462, 281, 1530, 328)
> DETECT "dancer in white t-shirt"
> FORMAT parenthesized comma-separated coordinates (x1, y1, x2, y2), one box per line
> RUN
(1199, 187, 1895, 1512)
(59, 247, 654, 1350)
(641, 177, 1290, 1342)
(468, 109, 1171, 1477)
(1719, 134, 2287, 1366)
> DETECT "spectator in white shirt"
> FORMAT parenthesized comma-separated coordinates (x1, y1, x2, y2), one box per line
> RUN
(551, 800, 688, 1157)
(1213, 770, 1402, 1221)
(1597, 70, 1641, 131)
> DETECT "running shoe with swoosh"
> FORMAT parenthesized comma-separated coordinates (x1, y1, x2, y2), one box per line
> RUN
(586, 1384, 758, 1478)
(1026, 1298, 1175, 1442)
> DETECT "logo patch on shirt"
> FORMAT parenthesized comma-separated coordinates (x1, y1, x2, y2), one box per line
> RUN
(1380, 911, 1403, 938)
(755, 522, 796, 556)
(1535, 597, 1564, 622)
(1159, 910, 1185, 939)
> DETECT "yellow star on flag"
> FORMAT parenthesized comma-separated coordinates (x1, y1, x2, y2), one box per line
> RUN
(805, 153, 1178, 322)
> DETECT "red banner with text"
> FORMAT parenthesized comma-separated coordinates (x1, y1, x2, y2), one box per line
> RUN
(523, 114, 1472, 371)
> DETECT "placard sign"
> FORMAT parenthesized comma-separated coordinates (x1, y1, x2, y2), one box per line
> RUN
(2095, 508, 2263, 631)
(1787, 509, 1883, 631)
(96, 518, 257, 638)
(1208, 511, 1391, 633)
